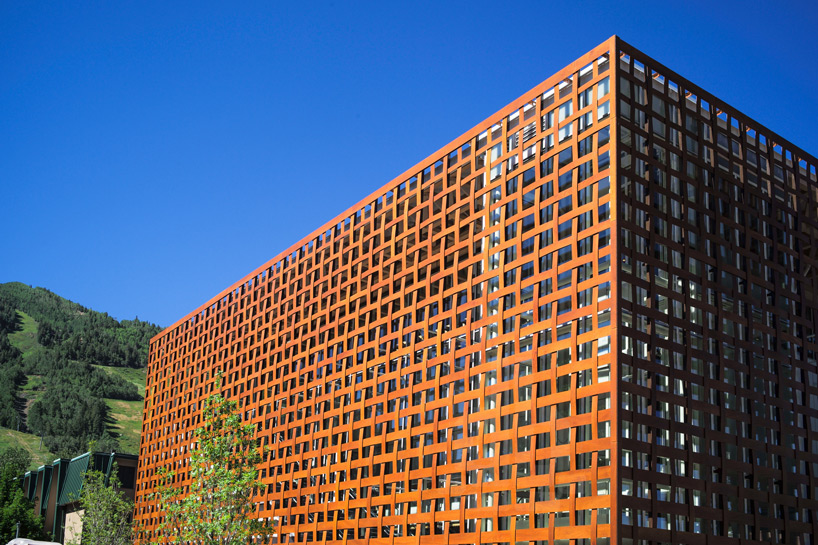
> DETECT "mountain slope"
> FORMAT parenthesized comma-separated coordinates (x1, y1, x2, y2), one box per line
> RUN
(0, 282, 161, 463)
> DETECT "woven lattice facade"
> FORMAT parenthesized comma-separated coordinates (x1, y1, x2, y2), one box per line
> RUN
(134, 36, 818, 545)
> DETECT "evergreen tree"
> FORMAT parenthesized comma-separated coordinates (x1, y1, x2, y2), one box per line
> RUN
(27, 386, 110, 458)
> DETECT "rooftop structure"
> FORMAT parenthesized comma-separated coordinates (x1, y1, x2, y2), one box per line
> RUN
(134, 36, 818, 545)
(21, 452, 137, 543)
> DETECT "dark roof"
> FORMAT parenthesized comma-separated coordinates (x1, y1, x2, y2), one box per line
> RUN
(56, 453, 90, 506)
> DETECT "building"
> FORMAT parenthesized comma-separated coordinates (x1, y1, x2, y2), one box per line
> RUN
(134, 36, 818, 545)
(21, 452, 137, 543)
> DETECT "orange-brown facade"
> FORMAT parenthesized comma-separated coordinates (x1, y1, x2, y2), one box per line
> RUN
(135, 36, 818, 545)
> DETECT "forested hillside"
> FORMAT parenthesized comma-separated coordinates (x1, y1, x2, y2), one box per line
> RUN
(0, 283, 161, 462)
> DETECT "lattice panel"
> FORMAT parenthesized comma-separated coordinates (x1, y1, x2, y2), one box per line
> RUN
(615, 41, 818, 545)
(135, 39, 618, 545)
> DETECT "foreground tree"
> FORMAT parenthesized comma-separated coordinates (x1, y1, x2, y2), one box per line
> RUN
(0, 447, 46, 542)
(154, 377, 273, 545)
(67, 465, 133, 545)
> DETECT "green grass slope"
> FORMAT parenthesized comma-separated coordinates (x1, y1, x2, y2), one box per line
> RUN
(7, 310, 39, 354)
(96, 365, 147, 453)
(0, 428, 57, 469)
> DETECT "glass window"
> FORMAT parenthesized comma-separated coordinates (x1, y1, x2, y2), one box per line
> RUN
(558, 100, 573, 122)
(596, 77, 610, 99)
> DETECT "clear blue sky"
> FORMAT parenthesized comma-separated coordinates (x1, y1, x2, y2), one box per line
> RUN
(2, 0, 817, 327)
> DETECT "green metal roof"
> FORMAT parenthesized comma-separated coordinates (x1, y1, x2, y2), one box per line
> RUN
(56, 453, 89, 506)
(39, 466, 53, 511)
(17, 451, 140, 541)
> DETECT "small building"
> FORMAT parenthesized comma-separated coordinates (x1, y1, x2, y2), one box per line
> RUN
(20, 452, 137, 544)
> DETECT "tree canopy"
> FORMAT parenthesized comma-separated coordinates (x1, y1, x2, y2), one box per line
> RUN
(27, 385, 111, 457)
(0, 282, 162, 458)
(0, 282, 160, 369)
(67, 464, 133, 545)
(0, 447, 46, 542)
(153, 378, 274, 545)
